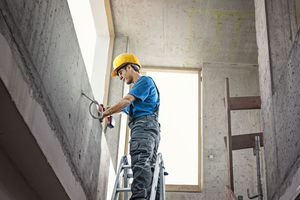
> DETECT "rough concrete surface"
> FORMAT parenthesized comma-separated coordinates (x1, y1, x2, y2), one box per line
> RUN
(255, 0, 300, 199)
(141, 63, 263, 200)
(201, 64, 263, 200)
(274, 28, 300, 199)
(254, 0, 277, 198)
(266, 0, 295, 94)
(111, 0, 257, 67)
(105, 36, 128, 170)
(0, 0, 109, 199)
(108, 40, 262, 200)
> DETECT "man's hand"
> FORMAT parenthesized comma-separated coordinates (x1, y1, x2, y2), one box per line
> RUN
(98, 94, 135, 123)
(100, 110, 109, 122)
(98, 104, 105, 122)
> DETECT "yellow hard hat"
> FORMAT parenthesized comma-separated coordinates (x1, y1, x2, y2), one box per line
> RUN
(111, 53, 141, 77)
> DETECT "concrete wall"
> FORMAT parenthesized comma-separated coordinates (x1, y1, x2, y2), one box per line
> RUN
(200, 64, 263, 200)
(255, 0, 300, 199)
(0, 77, 74, 200)
(0, 150, 39, 200)
(111, 0, 258, 68)
(161, 64, 263, 200)
(68, 0, 112, 103)
(0, 0, 111, 199)
(105, 36, 128, 170)
(106, 62, 262, 199)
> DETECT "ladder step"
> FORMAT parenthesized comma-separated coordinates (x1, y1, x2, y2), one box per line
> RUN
(116, 188, 131, 192)
(224, 132, 264, 150)
(126, 173, 133, 178)
(124, 172, 166, 179)
(122, 173, 133, 178)
(122, 165, 131, 169)
(229, 96, 261, 110)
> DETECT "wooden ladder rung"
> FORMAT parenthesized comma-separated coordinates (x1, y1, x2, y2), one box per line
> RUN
(224, 132, 263, 150)
(229, 96, 261, 110)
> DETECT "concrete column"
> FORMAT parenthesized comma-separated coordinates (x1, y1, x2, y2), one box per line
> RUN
(105, 36, 128, 170)
(255, 0, 300, 199)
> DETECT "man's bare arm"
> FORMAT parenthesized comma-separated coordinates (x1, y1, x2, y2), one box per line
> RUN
(101, 94, 135, 119)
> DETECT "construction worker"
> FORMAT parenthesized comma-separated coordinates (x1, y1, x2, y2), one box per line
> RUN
(101, 53, 161, 200)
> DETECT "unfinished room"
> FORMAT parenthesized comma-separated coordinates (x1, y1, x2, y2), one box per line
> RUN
(0, 0, 300, 200)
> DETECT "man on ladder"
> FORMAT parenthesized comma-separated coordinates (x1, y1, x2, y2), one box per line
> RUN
(101, 53, 161, 200)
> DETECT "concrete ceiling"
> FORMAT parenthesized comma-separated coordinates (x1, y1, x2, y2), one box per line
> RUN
(111, 0, 258, 68)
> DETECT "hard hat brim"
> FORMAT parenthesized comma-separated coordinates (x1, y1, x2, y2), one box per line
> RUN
(111, 63, 128, 77)
(111, 69, 118, 77)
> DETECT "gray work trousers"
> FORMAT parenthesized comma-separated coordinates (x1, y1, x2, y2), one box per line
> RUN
(128, 115, 161, 200)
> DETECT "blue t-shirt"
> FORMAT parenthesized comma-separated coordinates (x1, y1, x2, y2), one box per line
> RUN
(123, 76, 160, 119)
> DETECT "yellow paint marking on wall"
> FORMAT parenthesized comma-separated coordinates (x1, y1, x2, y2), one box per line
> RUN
(211, 10, 254, 60)
(185, 7, 198, 66)
(229, 16, 242, 63)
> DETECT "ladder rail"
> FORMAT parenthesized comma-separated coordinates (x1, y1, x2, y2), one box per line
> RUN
(224, 77, 264, 198)
(123, 164, 129, 200)
(111, 156, 128, 200)
(112, 153, 166, 200)
(159, 155, 166, 200)
(255, 136, 263, 200)
(150, 153, 165, 200)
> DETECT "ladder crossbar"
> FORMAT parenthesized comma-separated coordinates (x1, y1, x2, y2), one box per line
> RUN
(116, 188, 131, 192)
(111, 154, 166, 200)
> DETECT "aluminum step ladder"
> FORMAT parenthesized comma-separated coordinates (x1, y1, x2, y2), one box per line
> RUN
(111, 153, 166, 200)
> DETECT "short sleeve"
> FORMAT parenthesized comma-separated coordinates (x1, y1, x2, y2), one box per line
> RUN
(128, 77, 152, 101)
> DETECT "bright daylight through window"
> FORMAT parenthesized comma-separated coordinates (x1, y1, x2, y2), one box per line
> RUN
(145, 69, 200, 187)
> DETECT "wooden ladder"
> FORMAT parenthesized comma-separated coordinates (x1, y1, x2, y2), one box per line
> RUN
(224, 78, 264, 192)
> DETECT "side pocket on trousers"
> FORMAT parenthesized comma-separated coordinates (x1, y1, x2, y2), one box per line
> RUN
(130, 140, 139, 156)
